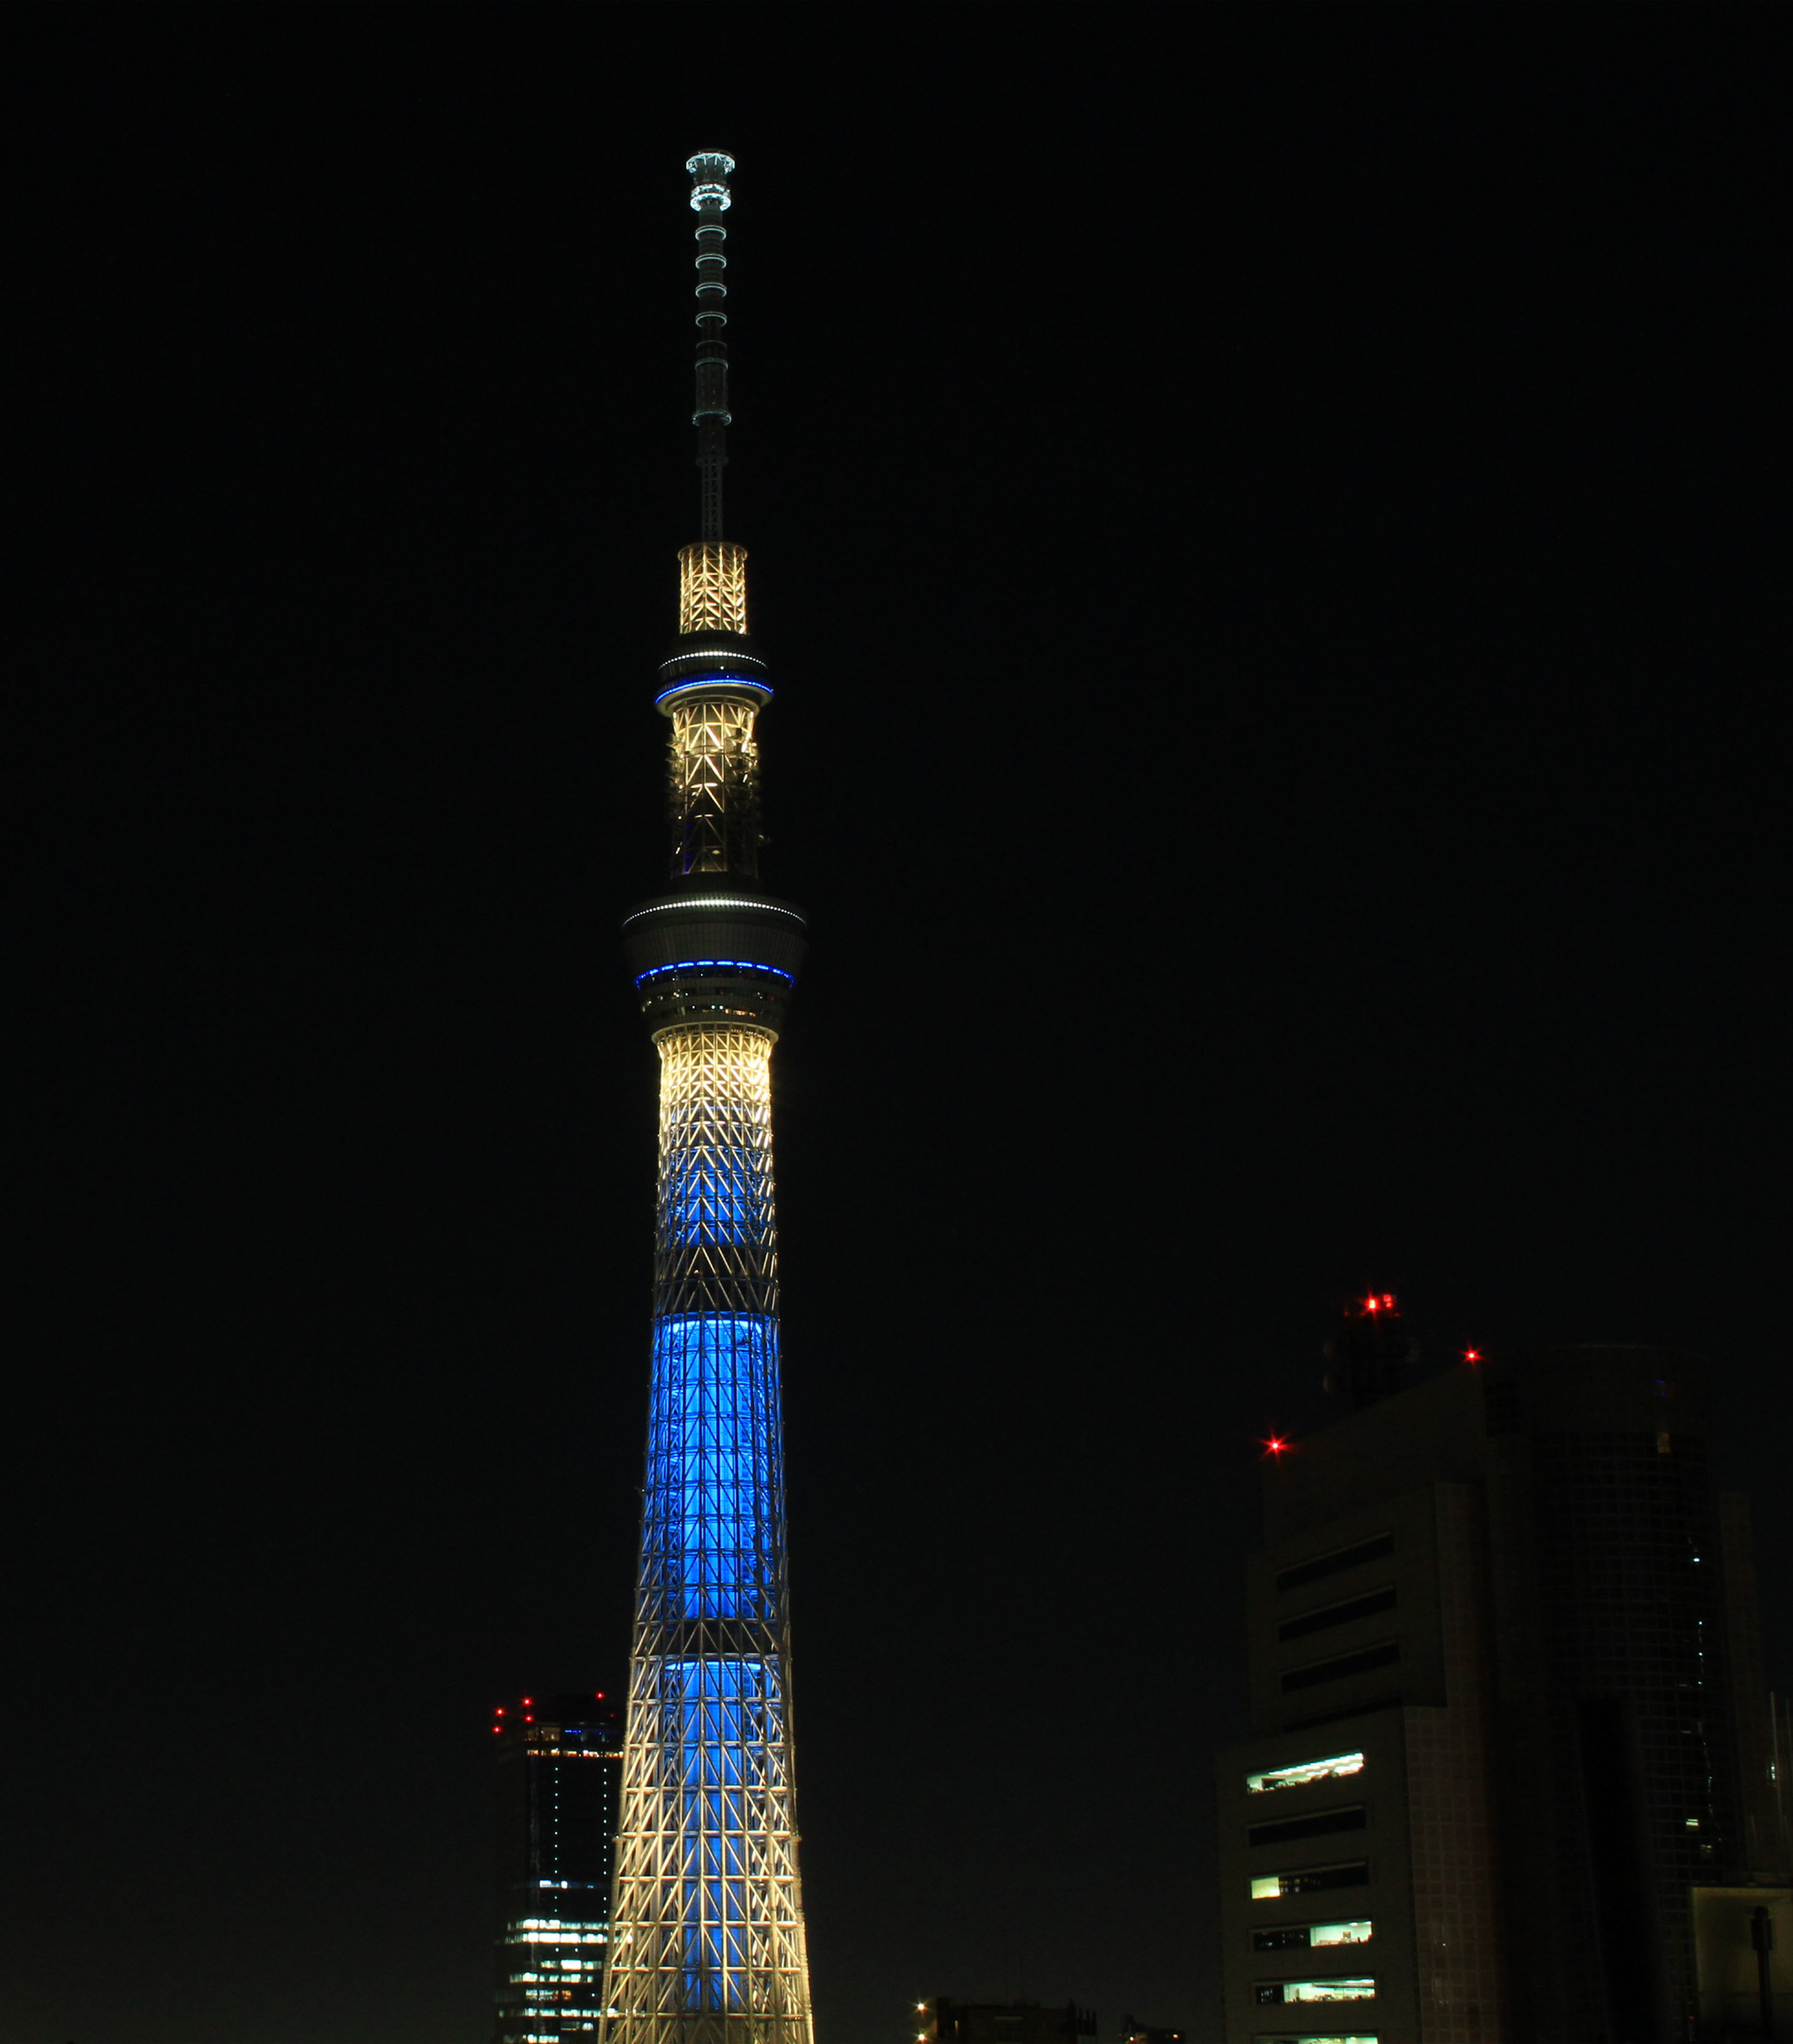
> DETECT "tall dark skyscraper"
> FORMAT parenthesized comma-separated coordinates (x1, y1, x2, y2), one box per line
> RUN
(602, 152, 813, 2041)
(1215, 1325, 1788, 2043)
(492, 1692, 623, 2043)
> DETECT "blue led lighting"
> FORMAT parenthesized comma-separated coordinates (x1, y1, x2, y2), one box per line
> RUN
(664, 1136, 764, 1248)
(644, 1314, 783, 1623)
(654, 677, 773, 711)
(655, 1655, 780, 2008)
(635, 958, 794, 987)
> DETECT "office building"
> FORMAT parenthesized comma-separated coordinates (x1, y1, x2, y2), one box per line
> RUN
(1216, 1306, 1786, 2042)
(922, 2004, 1098, 2044)
(493, 1692, 622, 2043)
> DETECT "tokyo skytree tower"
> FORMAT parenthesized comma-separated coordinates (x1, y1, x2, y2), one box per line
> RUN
(603, 153, 814, 2044)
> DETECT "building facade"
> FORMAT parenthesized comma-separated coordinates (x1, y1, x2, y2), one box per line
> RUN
(923, 2004, 1098, 2044)
(601, 152, 813, 2044)
(493, 1693, 623, 2043)
(1216, 1331, 1786, 2044)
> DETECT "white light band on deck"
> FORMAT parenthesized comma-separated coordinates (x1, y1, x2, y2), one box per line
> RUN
(624, 899, 806, 926)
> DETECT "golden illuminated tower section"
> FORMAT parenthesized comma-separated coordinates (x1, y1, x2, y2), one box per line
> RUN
(605, 152, 814, 2044)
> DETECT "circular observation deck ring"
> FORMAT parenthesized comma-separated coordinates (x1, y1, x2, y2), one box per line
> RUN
(622, 887, 808, 1028)
(656, 628, 771, 714)
(636, 958, 794, 1033)
(654, 674, 774, 715)
(624, 917, 807, 980)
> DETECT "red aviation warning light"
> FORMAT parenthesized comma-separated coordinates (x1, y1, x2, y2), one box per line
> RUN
(1261, 1435, 1291, 1459)
(1464, 1348, 1482, 1364)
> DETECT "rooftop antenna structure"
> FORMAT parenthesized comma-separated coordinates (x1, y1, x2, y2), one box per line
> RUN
(688, 149, 733, 542)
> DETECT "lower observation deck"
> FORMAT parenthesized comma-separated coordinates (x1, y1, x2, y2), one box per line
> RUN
(624, 882, 807, 1030)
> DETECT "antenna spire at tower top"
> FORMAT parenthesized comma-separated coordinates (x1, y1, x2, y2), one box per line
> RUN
(687, 150, 735, 540)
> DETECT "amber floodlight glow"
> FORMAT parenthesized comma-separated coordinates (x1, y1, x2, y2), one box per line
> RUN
(678, 540, 750, 634)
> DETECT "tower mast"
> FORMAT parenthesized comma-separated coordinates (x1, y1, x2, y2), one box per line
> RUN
(690, 149, 730, 543)
(604, 153, 815, 2044)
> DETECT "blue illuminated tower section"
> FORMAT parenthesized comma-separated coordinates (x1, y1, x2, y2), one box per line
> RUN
(604, 153, 814, 2044)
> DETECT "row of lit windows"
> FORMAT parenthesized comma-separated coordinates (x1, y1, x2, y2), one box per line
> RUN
(501, 1926, 608, 1945)
(1252, 1860, 1369, 1900)
(1253, 1921, 1372, 1951)
(1252, 2033, 1377, 2044)
(1255, 1981, 1374, 2005)
(1247, 1753, 1365, 1796)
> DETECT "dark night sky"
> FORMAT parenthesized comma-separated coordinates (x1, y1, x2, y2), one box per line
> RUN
(7, 8, 1788, 2041)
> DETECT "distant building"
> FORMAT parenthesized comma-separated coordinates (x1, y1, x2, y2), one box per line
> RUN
(492, 1691, 622, 2043)
(1120, 2020, 1185, 2044)
(922, 2003, 1097, 2044)
(1215, 1325, 1788, 2043)
(1691, 1887, 1792, 2037)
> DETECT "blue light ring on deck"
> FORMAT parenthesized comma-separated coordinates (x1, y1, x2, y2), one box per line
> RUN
(622, 894, 808, 984)
(634, 958, 795, 988)
(655, 674, 774, 713)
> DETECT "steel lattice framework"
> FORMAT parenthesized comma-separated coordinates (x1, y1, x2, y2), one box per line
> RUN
(669, 699, 762, 878)
(679, 542, 750, 636)
(605, 152, 814, 2044)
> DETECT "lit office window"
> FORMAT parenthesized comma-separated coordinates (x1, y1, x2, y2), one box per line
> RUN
(1312, 1921, 1373, 1946)
(1250, 1862, 1369, 1900)
(1252, 1920, 1373, 1951)
(1246, 1752, 1365, 1795)
(1251, 2034, 1377, 2044)
(1255, 1979, 1375, 2004)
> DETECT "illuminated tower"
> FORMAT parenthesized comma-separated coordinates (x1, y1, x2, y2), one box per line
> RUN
(603, 152, 814, 2044)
